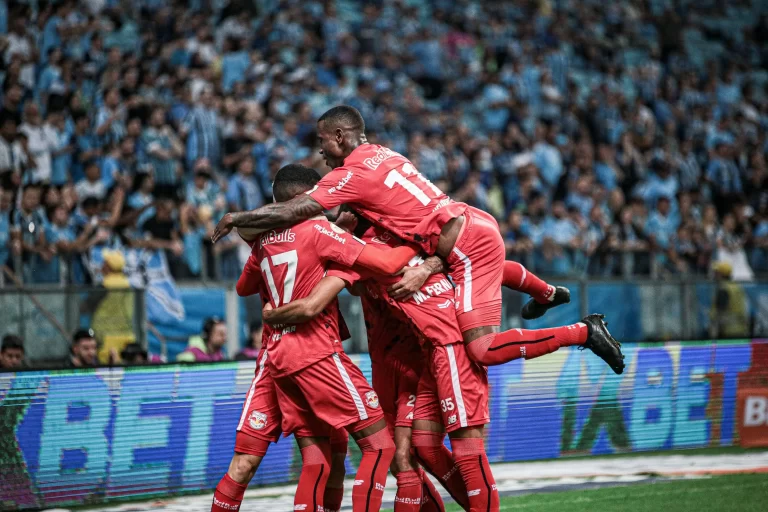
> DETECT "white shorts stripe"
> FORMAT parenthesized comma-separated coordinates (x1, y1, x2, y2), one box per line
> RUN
(445, 345, 468, 427)
(519, 264, 527, 288)
(332, 353, 368, 421)
(237, 350, 269, 431)
(452, 247, 473, 312)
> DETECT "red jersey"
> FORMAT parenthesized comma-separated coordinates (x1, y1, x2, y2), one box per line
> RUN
(329, 225, 463, 348)
(308, 144, 467, 254)
(251, 217, 366, 377)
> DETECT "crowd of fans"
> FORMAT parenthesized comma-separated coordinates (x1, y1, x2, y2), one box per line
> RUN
(0, 0, 767, 285)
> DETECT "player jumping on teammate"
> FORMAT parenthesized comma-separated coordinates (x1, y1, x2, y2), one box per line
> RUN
(212, 106, 625, 376)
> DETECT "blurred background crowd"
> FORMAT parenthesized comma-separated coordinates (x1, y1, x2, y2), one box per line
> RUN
(1, 0, 768, 289)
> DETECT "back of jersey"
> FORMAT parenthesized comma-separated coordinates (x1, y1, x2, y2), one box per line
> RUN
(255, 218, 365, 377)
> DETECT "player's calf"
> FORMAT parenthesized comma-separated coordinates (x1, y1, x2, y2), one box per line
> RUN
(324, 432, 348, 512)
(449, 429, 499, 512)
(350, 420, 396, 512)
(411, 426, 469, 511)
(295, 438, 332, 512)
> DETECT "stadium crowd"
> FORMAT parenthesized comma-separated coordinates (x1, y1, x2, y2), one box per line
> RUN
(0, 0, 767, 285)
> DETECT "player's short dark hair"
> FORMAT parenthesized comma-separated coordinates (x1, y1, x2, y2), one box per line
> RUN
(1, 334, 24, 353)
(272, 164, 321, 202)
(318, 105, 365, 133)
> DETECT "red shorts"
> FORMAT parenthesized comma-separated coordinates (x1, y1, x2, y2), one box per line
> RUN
(414, 343, 489, 432)
(446, 207, 506, 332)
(275, 352, 384, 434)
(372, 352, 422, 432)
(235, 350, 280, 455)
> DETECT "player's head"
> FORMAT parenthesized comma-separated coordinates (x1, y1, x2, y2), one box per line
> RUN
(272, 163, 322, 202)
(317, 105, 366, 169)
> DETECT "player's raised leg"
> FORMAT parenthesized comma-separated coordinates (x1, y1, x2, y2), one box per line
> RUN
(501, 260, 572, 320)
(446, 208, 625, 374)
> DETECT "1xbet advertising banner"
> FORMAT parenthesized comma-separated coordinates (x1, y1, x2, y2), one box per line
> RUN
(1, 340, 766, 510)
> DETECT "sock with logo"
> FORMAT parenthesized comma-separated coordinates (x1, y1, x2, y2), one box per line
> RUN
(451, 438, 499, 512)
(411, 431, 469, 510)
(211, 474, 247, 512)
(466, 323, 588, 366)
(418, 468, 445, 511)
(502, 261, 554, 303)
(295, 443, 331, 512)
(394, 470, 422, 512)
(352, 428, 396, 512)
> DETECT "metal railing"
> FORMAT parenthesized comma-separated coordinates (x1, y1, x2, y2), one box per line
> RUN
(0, 286, 146, 365)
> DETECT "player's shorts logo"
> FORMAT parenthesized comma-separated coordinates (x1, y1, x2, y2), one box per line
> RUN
(365, 391, 380, 409)
(249, 411, 268, 430)
(448, 414, 457, 425)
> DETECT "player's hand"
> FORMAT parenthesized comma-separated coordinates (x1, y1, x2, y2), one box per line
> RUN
(388, 265, 430, 300)
(212, 213, 234, 244)
(335, 211, 358, 233)
(262, 303, 274, 324)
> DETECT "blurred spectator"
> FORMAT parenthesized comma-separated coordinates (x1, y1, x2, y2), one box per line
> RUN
(235, 320, 263, 361)
(710, 261, 749, 339)
(177, 317, 227, 362)
(142, 107, 184, 196)
(66, 328, 98, 368)
(120, 343, 149, 365)
(0, 334, 25, 370)
(75, 160, 106, 201)
(180, 86, 220, 169)
(92, 250, 135, 363)
(19, 102, 56, 184)
(11, 185, 52, 282)
(226, 156, 263, 212)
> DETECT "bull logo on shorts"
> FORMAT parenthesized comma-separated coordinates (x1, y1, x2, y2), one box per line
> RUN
(249, 411, 268, 430)
(365, 391, 380, 409)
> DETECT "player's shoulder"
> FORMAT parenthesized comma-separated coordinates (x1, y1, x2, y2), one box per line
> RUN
(256, 225, 300, 251)
(344, 144, 407, 172)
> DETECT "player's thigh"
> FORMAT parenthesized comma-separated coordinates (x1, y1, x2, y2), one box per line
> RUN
(236, 363, 281, 447)
(447, 209, 505, 332)
(291, 352, 384, 430)
(394, 358, 421, 429)
(429, 343, 490, 433)
(274, 374, 333, 438)
(413, 365, 444, 428)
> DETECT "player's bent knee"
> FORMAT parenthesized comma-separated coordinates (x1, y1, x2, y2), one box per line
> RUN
(393, 446, 414, 473)
(229, 452, 262, 483)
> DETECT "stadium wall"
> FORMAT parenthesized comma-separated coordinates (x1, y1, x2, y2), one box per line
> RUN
(1, 340, 767, 510)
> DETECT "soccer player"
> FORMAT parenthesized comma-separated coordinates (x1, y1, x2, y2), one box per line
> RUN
(212, 106, 625, 376)
(266, 214, 504, 512)
(265, 267, 451, 512)
(212, 254, 350, 512)
(247, 163, 424, 512)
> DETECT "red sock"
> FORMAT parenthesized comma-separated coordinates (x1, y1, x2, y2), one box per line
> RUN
(353, 429, 395, 512)
(466, 323, 588, 366)
(295, 444, 331, 512)
(451, 438, 499, 512)
(412, 431, 469, 510)
(395, 470, 422, 512)
(418, 468, 445, 512)
(212, 474, 246, 512)
(502, 261, 554, 303)
(323, 486, 344, 512)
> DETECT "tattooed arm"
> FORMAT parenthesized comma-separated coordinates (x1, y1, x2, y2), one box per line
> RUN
(212, 195, 324, 243)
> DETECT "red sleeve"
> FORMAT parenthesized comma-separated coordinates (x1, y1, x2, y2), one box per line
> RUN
(236, 254, 263, 297)
(313, 221, 367, 267)
(326, 263, 374, 287)
(307, 166, 368, 210)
